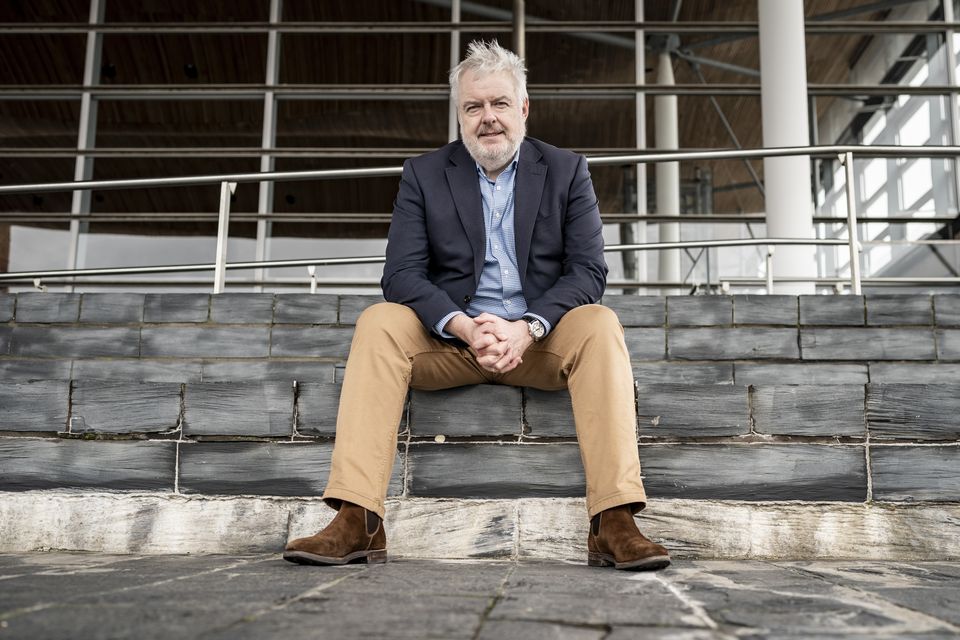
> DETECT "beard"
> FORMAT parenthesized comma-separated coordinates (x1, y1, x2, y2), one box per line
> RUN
(462, 120, 526, 174)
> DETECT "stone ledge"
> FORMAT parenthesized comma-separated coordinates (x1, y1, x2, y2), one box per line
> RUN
(1, 492, 958, 561)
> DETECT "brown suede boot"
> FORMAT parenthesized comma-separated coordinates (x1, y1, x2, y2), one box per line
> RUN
(283, 501, 387, 566)
(587, 505, 670, 571)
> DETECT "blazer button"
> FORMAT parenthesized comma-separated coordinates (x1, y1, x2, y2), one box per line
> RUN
(463, 295, 472, 304)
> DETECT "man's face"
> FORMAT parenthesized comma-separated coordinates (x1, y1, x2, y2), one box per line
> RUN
(457, 69, 529, 175)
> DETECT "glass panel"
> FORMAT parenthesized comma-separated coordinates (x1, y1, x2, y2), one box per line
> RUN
(0, 36, 86, 84)
(96, 100, 264, 148)
(100, 34, 267, 84)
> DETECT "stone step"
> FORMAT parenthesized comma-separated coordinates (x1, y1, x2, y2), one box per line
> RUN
(1, 492, 958, 561)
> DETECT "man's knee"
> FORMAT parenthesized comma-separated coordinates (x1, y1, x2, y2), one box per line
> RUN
(560, 304, 623, 335)
(355, 302, 420, 335)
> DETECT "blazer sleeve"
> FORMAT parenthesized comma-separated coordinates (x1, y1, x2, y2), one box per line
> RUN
(525, 154, 608, 327)
(380, 159, 462, 330)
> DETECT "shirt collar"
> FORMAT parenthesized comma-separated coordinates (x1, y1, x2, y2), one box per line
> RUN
(475, 148, 521, 181)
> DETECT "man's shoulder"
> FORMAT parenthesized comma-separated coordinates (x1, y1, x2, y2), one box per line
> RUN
(522, 137, 584, 173)
(406, 140, 465, 171)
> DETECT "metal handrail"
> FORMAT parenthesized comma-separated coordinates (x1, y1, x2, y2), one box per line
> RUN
(0, 144, 957, 195)
(0, 239, 847, 282)
(2, 144, 958, 294)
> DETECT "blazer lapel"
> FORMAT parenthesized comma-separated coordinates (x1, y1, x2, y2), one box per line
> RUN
(445, 144, 486, 284)
(514, 140, 546, 290)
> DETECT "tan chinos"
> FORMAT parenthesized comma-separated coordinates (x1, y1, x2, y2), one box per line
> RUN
(322, 301, 648, 518)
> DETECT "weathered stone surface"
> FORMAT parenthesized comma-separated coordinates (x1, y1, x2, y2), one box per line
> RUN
(143, 293, 209, 323)
(407, 443, 584, 498)
(141, 326, 269, 358)
(3, 494, 960, 559)
(640, 443, 867, 501)
(296, 381, 343, 436)
(10, 327, 140, 358)
(0, 326, 10, 355)
(867, 384, 960, 441)
(866, 294, 932, 326)
(872, 446, 960, 501)
(210, 293, 274, 324)
(0, 439, 175, 491)
(72, 359, 202, 383)
(201, 361, 336, 383)
(70, 381, 181, 434)
(79, 293, 144, 323)
(0, 358, 72, 380)
(524, 388, 575, 437)
(270, 326, 353, 358)
(272, 294, 338, 324)
(801, 328, 936, 361)
(637, 384, 748, 436)
(800, 295, 865, 325)
(184, 381, 294, 437)
(0, 294, 14, 321)
(669, 328, 799, 360)
(934, 294, 960, 326)
(339, 295, 385, 325)
(14, 293, 80, 323)
(385, 500, 517, 559)
(735, 362, 868, 385)
(938, 329, 960, 360)
(410, 386, 521, 437)
(667, 296, 732, 326)
(178, 442, 403, 496)
(869, 363, 960, 383)
(632, 362, 734, 384)
(733, 295, 798, 325)
(623, 327, 665, 359)
(753, 385, 865, 436)
(600, 295, 665, 326)
(0, 381, 69, 431)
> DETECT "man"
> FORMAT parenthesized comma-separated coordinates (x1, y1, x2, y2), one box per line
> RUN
(284, 40, 670, 571)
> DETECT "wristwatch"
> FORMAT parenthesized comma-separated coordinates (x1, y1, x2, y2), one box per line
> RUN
(524, 316, 546, 342)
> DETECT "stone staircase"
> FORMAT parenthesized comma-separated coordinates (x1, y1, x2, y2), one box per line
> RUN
(1, 292, 959, 560)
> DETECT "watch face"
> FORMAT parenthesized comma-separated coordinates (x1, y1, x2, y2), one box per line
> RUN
(528, 319, 545, 339)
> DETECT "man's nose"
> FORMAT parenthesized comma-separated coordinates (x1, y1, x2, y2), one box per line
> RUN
(481, 105, 497, 122)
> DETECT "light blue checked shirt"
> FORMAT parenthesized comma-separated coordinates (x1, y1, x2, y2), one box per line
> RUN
(435, 150, 551, 339)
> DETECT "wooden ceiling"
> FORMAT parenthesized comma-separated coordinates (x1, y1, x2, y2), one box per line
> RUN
(0, 0, 920, 236)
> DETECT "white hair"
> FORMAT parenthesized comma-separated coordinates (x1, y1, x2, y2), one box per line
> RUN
(448, 40, 528, 104)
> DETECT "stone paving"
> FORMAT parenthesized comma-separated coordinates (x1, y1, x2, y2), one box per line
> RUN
(0, 554, 959, 639)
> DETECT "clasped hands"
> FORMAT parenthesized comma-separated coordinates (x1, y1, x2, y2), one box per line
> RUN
(446, 312, 533, 374)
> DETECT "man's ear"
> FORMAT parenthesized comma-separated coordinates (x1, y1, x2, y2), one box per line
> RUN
(521, 98, 529, 121)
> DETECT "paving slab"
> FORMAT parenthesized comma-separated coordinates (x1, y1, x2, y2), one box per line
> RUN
(0, 556, 957, 640)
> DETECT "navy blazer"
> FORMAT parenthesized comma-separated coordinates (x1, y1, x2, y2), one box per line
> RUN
(381, 137, 608, 332)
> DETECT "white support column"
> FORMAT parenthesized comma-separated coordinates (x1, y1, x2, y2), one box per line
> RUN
(627, 0, 647, 291)
(655, 52, 680, 291)
(254, 0, 282, 292)
(758, 0, 816, 294)
(66, 0, 105, 287)
(448, 0, 461, 143)
(942, 0, 960, 214)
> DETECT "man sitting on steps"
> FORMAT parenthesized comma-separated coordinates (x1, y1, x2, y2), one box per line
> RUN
(284, 40, 670, 572)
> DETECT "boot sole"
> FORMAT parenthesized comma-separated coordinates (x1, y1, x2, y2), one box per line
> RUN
(588, 551, 671, 571)
(283, 549, 387, 566)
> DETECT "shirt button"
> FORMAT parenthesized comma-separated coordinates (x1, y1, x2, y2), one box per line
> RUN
(496, 186, 501, 191)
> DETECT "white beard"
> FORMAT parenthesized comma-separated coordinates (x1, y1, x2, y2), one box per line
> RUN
(462, 121, 526, 174)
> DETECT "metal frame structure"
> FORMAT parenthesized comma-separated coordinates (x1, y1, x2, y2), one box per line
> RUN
(2, 0, 959, 290)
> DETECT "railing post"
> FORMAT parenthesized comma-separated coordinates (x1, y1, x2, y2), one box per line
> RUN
(841, 151, 862, 295)
(213, 181, 237, 294)
(765, 245, 775, 294)
(307, 265, 318, 294)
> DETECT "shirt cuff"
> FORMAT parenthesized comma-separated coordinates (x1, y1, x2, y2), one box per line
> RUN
(523, 312, 552, 336)
(434, 311, 466, 339)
